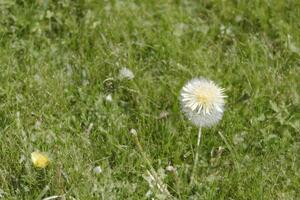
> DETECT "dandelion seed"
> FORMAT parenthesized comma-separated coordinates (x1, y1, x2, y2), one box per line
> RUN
(31, 151, 50, 168)
(119, 67, 134, 80)
(180, 77, 226, 127)
(93, 166, 102, 174)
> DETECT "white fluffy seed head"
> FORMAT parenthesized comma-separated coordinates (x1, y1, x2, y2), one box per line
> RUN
(105, 94, 113, 102)
(119, 67, 134, 80)
(93, 166, 102, 174)
(180, 78, 226, 127)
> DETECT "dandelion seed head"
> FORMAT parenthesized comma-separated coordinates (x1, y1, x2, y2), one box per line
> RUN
(105, 94, 113, 102)
(93, 166, 102, 174)
(129, 128, 137, 136)
(180, 78, 226, 127)
(166, 165, 176, 172)
(119, 67, 134, 80)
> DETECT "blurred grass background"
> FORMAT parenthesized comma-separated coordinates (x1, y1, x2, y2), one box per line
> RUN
(0, 0, 299, 199)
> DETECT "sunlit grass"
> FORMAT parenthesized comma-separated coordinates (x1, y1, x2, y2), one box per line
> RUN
(0, 1, 299, 199)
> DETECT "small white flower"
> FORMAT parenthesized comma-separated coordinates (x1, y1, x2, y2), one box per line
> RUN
(93, 166, 102, 174)
(180, 78, 226, 127)
(166, 165, 176, 172)
(129, 128, 137, 136)
(119, 67, 134, 80)
(105, 94, 113, 102)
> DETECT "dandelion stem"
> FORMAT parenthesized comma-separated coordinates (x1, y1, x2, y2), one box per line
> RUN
(190, 127, 202, 186)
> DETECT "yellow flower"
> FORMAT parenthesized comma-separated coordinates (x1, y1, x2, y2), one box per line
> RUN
(31, 151, 50, 168)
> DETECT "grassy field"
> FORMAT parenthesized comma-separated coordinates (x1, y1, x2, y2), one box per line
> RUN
(0, 0, 299, 199)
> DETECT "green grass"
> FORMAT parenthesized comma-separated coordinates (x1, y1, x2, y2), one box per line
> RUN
(0, 0, 299, 199)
